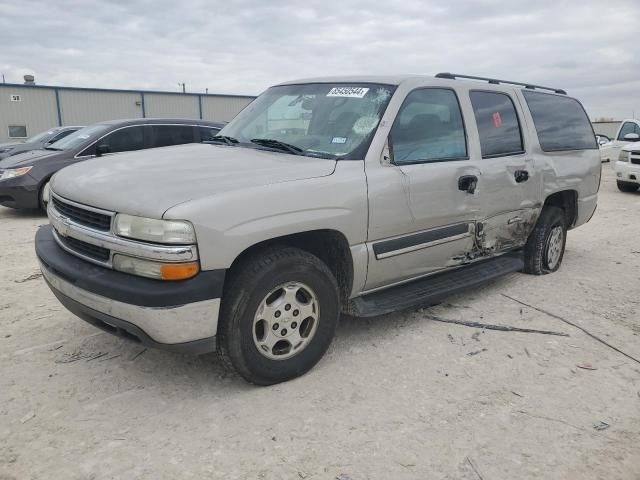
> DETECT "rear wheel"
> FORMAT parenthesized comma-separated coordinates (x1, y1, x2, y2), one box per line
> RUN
(617, 181, 638, 193)
(217, 247, 340, 385)
(523, 206, 567, 275)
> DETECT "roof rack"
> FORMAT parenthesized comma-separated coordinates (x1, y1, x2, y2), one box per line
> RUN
(435, 72, 567, 95)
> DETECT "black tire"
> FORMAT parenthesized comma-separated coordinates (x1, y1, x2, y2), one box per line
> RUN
(38, 180, 51, 212)
(217, 247, 340, 385)
(617, 181, 638, 193)
(523, 206, 567, 275)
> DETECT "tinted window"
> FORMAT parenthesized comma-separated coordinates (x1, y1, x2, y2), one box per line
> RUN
(390, 88, 467, 163)
(470, 91, 524, 158)
(199, 126, 220, 142)
(523, 91, 597, 151)
(101, 126, 144, 154)
(152, 125, 195, 147)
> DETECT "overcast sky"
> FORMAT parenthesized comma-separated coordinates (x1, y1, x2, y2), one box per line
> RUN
(1, 0, 638, 120)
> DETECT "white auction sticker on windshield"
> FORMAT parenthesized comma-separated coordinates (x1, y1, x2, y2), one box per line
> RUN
(326, 87, 369, 98)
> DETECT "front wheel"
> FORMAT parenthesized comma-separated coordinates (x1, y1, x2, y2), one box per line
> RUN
(217, 247, 340, 385)
(39, 181, 51, 211)
(523, 206, 567, 275)
(617, 181, 638, 193)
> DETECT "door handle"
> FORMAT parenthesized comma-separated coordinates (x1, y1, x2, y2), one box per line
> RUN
(458, 175, 478, 194)
(515, 170, 529, 183)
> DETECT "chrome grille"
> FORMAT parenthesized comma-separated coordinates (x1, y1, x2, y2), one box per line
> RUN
(57, 234, 110, 262)
(52, 196, 112, 231)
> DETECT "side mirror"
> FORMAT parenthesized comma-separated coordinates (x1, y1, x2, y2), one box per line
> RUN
(95, 144, 110, 157)
(623, 133, 640, 142)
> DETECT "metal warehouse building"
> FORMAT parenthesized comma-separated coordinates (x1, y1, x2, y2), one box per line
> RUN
(0, 81, 255, 143)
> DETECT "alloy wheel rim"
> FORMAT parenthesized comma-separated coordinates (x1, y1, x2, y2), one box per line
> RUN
(546, 226, 564, 269)
(252, 282, 319, 360)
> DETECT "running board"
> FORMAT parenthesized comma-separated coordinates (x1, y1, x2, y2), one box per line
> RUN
(350, 254, 524, 317)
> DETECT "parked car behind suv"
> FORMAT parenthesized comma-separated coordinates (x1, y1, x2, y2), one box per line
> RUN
(36, 74, 600, 385)
(0, 118, 223, 209)
(608, 119, 640, 162)
(614, 143, 640, 192)
(0, 126, 83, 160)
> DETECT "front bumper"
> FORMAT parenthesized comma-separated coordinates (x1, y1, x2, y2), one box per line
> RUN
(614, 161, 640, 184)
(36, 225, 224, 354)
(0, 173, 40, 209)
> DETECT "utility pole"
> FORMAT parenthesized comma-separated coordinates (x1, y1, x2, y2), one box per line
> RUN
(205, 88, 208, 95)
(2, 74, 5, 84)
(178, 82, 186, 93)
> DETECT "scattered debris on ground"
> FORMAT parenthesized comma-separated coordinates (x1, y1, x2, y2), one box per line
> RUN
(593, 421, 610, 431)
(426, 315, 569, 337)
(14, 272, 43, 283)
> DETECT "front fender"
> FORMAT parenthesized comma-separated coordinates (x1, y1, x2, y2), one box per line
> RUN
(163, 161, 368, 271)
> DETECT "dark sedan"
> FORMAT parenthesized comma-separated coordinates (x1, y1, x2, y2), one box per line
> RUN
(0, 126, 84, 160)
(0, 118, 223, 210)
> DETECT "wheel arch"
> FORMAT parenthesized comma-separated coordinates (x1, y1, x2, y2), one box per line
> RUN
(543, 190, 578, 229)
(227, 229, 354, 308)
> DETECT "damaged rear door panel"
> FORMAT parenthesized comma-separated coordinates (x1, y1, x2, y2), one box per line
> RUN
(468, 89, 542, 255)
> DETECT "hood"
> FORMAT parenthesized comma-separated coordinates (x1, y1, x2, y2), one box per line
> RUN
(622, 142, 640, 152)
(0, 148, 60, 168)
(0, 141, 21, 149)
(51, 143, 337, 218)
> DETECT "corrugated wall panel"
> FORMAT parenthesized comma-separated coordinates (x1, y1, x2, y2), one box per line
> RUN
(202, 96, 253, 122)
(59, 90, 142, 125)
(144, 94, 199, 119)
(0, 85, 58, 143)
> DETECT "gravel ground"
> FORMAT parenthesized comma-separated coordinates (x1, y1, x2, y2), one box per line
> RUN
(1, 166, 639, 480)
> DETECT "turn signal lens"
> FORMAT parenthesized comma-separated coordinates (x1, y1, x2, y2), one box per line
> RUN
(113, 254, 199, 281)
(160, 262, 200, 280)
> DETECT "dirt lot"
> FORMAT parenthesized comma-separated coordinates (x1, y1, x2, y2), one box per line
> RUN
(1, 166, 639, 480)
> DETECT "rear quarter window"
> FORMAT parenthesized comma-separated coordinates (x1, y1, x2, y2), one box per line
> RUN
(523, 91, 597, 151)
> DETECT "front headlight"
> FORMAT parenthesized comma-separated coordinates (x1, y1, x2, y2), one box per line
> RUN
(618, 150, 629, 162)
(0, 166, 32, 181)
(114, 214, 196, 244)
(112, 254, 199, 281)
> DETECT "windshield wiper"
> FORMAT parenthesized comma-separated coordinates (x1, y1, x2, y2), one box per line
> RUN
(206, 135, 239, 146)
(44, 146, 62, 151)
(250, 138, 304, 155)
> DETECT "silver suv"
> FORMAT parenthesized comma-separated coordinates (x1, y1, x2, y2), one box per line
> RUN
(36, 73, 601, 384)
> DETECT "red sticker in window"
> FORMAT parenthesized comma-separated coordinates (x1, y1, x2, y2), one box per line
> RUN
(492, 111, 503, 128)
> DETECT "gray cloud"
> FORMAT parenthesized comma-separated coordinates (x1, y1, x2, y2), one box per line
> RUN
(0, 0, 638, 119)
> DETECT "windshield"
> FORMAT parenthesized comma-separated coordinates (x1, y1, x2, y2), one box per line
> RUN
(48, 124, 109, 151)
(28, 130, 56, 144)
(219, 83, 396, 159)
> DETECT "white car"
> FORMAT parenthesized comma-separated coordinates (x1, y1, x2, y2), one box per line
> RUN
(614, 143, 640, 192)
(607, 119, 640, 163)
(596, 134, 613, 162)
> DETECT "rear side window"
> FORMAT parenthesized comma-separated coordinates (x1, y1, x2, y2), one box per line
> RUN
(390, 88, 467, 164)
(523, 91, 597, 151)
(470, 91, 524, 158)
(152, 125, 195, 148)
